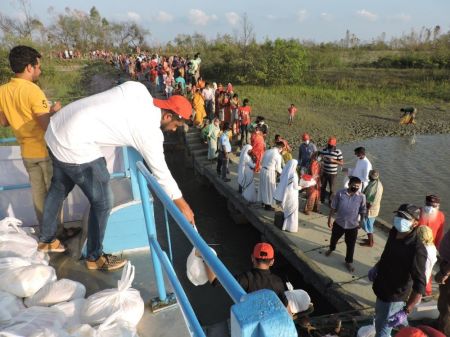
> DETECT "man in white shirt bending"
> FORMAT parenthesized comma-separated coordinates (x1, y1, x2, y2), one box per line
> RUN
(38, 81, 194, 271)
(258, 142, 283, 211)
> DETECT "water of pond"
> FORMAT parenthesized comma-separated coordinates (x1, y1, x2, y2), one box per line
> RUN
(338, 133, 450, 230)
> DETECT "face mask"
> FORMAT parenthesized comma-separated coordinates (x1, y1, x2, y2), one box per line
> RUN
(349, 186, 359, 193)
(305, 140, 310, 145)
(423, 206, 436, 214)
(393, 216, 413, 232)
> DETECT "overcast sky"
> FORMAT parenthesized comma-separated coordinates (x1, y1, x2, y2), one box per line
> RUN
(1, 0, 449, 45)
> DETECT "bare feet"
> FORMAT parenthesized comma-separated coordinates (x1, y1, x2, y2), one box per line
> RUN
(325, 250, 332, 257)
(345, 262, 355, 272)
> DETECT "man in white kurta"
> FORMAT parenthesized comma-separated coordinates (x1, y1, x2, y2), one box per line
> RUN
(274, 159, 300, 232)
(348, 146, 372, 190)
(38, 81, 195, 271)
(258, 143, 283, 211)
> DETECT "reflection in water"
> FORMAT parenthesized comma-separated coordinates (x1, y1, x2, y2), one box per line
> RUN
(339, 134, 449, 230)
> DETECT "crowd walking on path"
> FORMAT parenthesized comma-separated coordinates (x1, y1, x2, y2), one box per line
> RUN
(1, 45, 449, 336)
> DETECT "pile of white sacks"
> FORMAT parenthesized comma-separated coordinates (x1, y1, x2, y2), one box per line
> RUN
(0, 217, 145, 337)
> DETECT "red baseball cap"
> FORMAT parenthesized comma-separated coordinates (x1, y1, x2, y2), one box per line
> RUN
(396, 327, 426, 337)
(328, 137, 337, 146)
(302, 133, 310, 141)
(153, 95, 192, 120)
(253, 243, 274, 260)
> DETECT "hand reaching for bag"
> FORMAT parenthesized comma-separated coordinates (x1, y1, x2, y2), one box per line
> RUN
(387, 309, 408, 328)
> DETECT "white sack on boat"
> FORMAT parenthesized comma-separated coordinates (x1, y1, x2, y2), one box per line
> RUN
(0, 306, 66, 337)
(0, 264, 56, 297)
(52, 298, 86, 329)
(25, 279, 86, 307)
(0, 291, 25, 327)
(81, 262, 144, 327)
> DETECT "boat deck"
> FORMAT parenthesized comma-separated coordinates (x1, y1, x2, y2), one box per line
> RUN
(50, 229, 191, 337)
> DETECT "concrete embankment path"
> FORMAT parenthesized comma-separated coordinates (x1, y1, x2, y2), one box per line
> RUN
(184, 127, 439, 317)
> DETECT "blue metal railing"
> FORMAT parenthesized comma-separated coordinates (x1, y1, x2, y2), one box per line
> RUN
(136, 161, 249, 336)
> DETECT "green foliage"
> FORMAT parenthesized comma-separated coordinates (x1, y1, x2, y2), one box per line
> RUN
(200, 38, 308, 85)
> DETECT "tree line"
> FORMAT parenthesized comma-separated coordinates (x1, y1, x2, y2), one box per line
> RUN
(1, 1, 450, 85)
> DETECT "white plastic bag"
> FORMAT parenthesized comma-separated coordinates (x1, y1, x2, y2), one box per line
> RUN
(25, 279, 86, 307)
(29, 327, 71, 337)
(0, 257, 32, 271)
(0, 256, 48, 274)
(52, 298, 86, 328)
(299, 177, 316, 189)
(81, 262, 144, 327)
(357, 324, 376, 337)
(0, 291, 25, 327)
(0, 232, 37, 246)
(284, 289, 311, 314)
(0, 306, 66, 337)
(0, 239, 37, 259)
(0, 218, 24, 234)
(95, 315, 138, 337)
(186, 247, 216, 286)
(68, 318, 137, 337)
(0, 264, 56, 297)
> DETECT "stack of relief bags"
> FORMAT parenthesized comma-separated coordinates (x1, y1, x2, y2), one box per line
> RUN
(0, 217, 144, 337)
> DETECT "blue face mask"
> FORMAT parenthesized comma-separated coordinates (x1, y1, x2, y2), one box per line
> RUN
(393, 216, 413, 232)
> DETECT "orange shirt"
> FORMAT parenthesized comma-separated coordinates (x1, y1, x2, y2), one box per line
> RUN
(0, 78, 50, 158)
(419, 210, 445, 249)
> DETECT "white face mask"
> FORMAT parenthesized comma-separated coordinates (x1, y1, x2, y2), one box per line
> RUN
(423, 205, 437, 214)
(305, 140, 310, 145)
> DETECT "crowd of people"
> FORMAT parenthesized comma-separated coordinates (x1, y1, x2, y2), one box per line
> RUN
(1, 44, 449, 337)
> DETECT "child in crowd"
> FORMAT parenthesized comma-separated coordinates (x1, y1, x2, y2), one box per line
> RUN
(288, 103, 297, 126)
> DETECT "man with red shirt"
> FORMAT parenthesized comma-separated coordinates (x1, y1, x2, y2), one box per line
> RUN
(419, 195, 445, 249)
(239, 98, 252, 146)
(419, 194, 446, 296)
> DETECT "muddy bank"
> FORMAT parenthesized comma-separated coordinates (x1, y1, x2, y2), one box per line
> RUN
(261, 104, 450, 151)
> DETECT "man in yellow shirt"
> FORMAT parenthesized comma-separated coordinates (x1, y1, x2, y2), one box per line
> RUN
(0, 46, 65, 233)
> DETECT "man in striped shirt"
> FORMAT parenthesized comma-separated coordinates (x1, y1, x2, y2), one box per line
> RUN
(319, 137, 344, 205)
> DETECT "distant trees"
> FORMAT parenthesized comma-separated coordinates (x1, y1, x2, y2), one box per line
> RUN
(0, 3, 149, 51)
(1, 2, 449, 81)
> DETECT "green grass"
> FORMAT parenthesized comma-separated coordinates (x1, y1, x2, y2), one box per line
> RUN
(0, 60, 117, 140)
(234, 67, 450, 147)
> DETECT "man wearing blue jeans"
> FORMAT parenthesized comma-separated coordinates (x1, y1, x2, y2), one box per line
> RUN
(370, 204, 426, 337)
(38, 82, 195, 271)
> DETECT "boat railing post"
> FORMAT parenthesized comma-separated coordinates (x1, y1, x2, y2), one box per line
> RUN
(163, 207, 173, 262)
(127, 147, 143, 201)
(137, 170, 167, 302)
